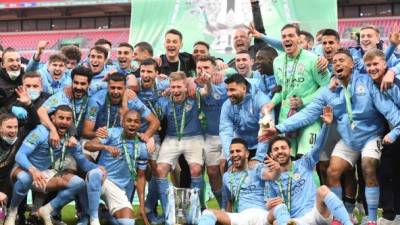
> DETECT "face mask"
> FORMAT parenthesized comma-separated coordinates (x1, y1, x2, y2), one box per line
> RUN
(27, 88, 41, 101)
(2, 135, 17, 145)
(7, 70, 21, 80)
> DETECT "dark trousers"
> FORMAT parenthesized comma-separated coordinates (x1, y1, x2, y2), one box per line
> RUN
(379, 139, 400, 220)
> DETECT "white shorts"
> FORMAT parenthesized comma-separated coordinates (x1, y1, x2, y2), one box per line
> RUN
(54, 154, 77, 171)
(227, 208, 270, 225)
(157, 135, 204, 167)
(32, 169, 58, 193)
(148, 135, 161, 161)
(203, 135, 223, 166)
(293, 206, 333, 225)
(101, 179, 132, 215)
(331, 137, 382, 167)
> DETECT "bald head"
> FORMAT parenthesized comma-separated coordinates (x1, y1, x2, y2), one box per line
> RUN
(123, 110, 140, 120)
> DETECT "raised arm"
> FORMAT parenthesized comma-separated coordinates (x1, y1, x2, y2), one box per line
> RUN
(26, 41, 49, 72)
(248, 23, 284, 52)
(305, 106, 333, 167)
(275, 90, 326, 133)
(69, 144, 99, 172)
(128, 96, 160, 141)
(84, 137, 120, 157)
(219, 103, 235, 160)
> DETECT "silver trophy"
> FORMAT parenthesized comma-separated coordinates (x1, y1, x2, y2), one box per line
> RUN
(166, 187, 201, 225)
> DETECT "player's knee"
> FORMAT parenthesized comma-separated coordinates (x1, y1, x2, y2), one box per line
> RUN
(361, 159, 377, 176)
(16, 170, 32, 185)
(91, 167, 104, 176)
(68, 175, 85, 189)
(318, 161, 329, 173)
(361, 160, 378, 186)
(362, 158, 377, 173)
(317, 185, 330, 198)
(326, 165, 341, 180)
(189, 164, 202, 177)
(206, 166, 220, 179)
(155, 163, 169, 178)
(86, 168, 103, 184)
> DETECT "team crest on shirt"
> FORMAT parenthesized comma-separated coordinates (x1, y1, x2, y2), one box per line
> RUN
(50, 98, 58, 105)
(297, 64, 305, 74)
(293, 173, 301, 181)
(245, 176, 251, 185)
(185, 103, 193, 111)
(213, 92, 221, 100)
(356, 84, 366, 95)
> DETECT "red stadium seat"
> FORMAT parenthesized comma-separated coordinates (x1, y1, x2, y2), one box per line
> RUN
(0, 28, 129, 61)
(338, 16, 399, 46)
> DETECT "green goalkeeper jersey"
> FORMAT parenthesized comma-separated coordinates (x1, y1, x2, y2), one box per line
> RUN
(271, 49, 330, 123)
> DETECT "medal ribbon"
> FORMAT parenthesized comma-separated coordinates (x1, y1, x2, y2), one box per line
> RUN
(172, 101, 186, 141)
(106, 96, 118, 128)
(147, 81, 162, 119)
(277, 163, 295, 213)
(229, 170, 248, 213)
(195, 90, 207, 130)
(49, 134, 69, 172)
(343, 85, 354, 128)
(177, 59, 181, 72)
(121, 134, 139, 180)
(72, 96, 88, 127)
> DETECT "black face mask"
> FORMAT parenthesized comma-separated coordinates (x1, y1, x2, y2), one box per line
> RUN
(377, 40, 383, 50)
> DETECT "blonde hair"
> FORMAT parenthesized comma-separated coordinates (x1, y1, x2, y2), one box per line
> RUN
(169, 71, 187, 81)
(363, 48, 385, 62)
(360, 25, 380, 35)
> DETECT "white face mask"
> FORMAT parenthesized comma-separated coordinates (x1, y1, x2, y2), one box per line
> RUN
(7, 70, 21, 80)
(27, 88, 41, 101)
(2, 135, 17, 145)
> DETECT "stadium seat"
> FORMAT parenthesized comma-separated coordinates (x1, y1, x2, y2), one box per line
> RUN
(0, 28, 129, 61)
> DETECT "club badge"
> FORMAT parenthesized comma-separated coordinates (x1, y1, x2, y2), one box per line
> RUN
(356, 85, 366, 94)
(213, 92, 221, 100)
(297, 64, 305, 74)
(293, 173, 301, 181)
(185, 103, 193, 111)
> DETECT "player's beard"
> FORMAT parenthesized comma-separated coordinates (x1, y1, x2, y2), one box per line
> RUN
(232, 156, 248, 171)
(274, 154, 291, 167)
(73, 88, 85, 98)
(229, 94, 244, 105)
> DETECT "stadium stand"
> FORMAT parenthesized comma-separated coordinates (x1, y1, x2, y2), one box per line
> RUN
(1, 17, 398, 60)
(338, 16, 400, 47)
(0, 28, 129, 60)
